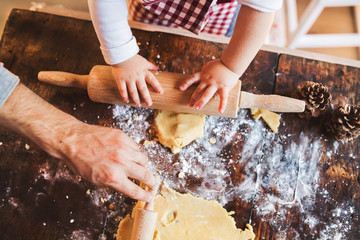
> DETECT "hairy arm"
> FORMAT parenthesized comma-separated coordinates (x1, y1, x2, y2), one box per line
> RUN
(0, 83, 156, 202)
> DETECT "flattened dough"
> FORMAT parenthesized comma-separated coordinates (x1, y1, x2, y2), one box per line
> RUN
(154, 110, 206, 153)
(117, 185, 255, 240)
(250, 108, 281, 133)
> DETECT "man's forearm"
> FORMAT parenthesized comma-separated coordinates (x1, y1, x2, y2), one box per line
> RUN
(221, 5, 275, 76)
(0, 74, 157, 201)
(0, 83, 78, 159)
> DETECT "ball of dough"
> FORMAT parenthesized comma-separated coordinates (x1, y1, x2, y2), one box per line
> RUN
(154, 110, 206, 153)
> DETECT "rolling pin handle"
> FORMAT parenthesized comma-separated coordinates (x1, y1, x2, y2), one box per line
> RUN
(38, 71, 89, 89)
(239, 91, 305, 113)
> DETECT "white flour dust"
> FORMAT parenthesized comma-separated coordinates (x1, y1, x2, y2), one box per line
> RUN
(35, 161, 119, 208)
(112, 104, 357, 239)
(318, 201, 357, 240)
(1, 101, 356, 239)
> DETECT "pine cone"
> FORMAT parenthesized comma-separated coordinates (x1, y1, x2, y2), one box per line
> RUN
(326, 104, 360, 141)
(292, 81, 331, 119)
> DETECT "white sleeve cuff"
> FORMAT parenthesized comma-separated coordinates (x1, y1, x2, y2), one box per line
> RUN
(237, 0, 283, 12)
(88, 0, 139, 65)
(101, 36, 139, 65)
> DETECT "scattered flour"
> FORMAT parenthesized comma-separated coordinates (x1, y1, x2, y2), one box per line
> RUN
(64, 230, 92, 240)
(111, 104, 358, 239)
(3, 102, 356, 239)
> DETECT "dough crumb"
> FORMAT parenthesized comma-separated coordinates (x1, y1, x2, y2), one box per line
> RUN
(108, 203, 116, 210)
(178, 171, 185, 179)
(250, 108, 281, 133)
(143, 140, 154, 146)
(25, 144, 30, 150)
(209, 137, 216, 144)
(132, 114, 141, 121)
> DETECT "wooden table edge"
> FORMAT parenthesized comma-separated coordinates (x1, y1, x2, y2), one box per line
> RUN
(14, 7, 360, 68)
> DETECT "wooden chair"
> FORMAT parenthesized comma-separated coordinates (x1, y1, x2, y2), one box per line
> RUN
(286, 0, 360, 49)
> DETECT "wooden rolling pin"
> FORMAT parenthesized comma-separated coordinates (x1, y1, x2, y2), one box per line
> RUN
(38, 65, 305, 118)
(130, 178, 161, 240)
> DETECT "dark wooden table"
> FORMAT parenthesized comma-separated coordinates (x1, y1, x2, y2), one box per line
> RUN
(0, 9, 359, 240)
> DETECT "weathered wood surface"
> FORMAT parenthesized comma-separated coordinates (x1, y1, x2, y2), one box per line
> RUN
(0, 9, 359, 240)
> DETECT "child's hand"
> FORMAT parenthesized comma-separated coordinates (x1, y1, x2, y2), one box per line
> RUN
(112, 54, 164, 107)
(179, 59, 240, 113)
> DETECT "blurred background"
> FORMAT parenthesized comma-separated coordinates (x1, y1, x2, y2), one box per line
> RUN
(0, 0, 359, 60)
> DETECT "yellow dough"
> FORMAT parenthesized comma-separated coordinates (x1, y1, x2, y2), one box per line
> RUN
(116, 185, 255, 240)
(154, 110, 206, 153)
(250, 108, 281, 133)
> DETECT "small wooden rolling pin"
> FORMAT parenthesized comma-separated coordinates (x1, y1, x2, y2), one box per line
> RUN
(130, 178, 161, 240)
(38, 65, 305, 118)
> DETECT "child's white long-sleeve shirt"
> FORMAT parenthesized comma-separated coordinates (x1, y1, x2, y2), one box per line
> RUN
(88, 0, 139, 65)
(88, 0, 282, 65)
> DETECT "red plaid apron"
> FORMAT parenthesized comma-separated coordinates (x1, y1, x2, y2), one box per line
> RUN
(127, 0, 239, 35)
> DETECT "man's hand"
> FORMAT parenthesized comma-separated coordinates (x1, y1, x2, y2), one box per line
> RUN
(179, 59, 240, 113)
(61, 123, 156, 202)
(112, 54, 164, 107)
(0, 83, 156, 202)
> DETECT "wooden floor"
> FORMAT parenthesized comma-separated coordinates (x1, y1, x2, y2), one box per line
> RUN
(0, 1, 359, 60)
(296, 0, 360, 60)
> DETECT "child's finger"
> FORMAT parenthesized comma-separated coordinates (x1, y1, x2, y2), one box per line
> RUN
(136, 80, 152, 106)
(146, 72, 164, 94)
(127, 81, 141, 107)
(193, 85, 218, 110)
(147, 62, 159, 71)
(179, 72, 201, 91)
(117, 81, 129, 103)
(189, 84, 207, 108)
(218, 88, 229, 113)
